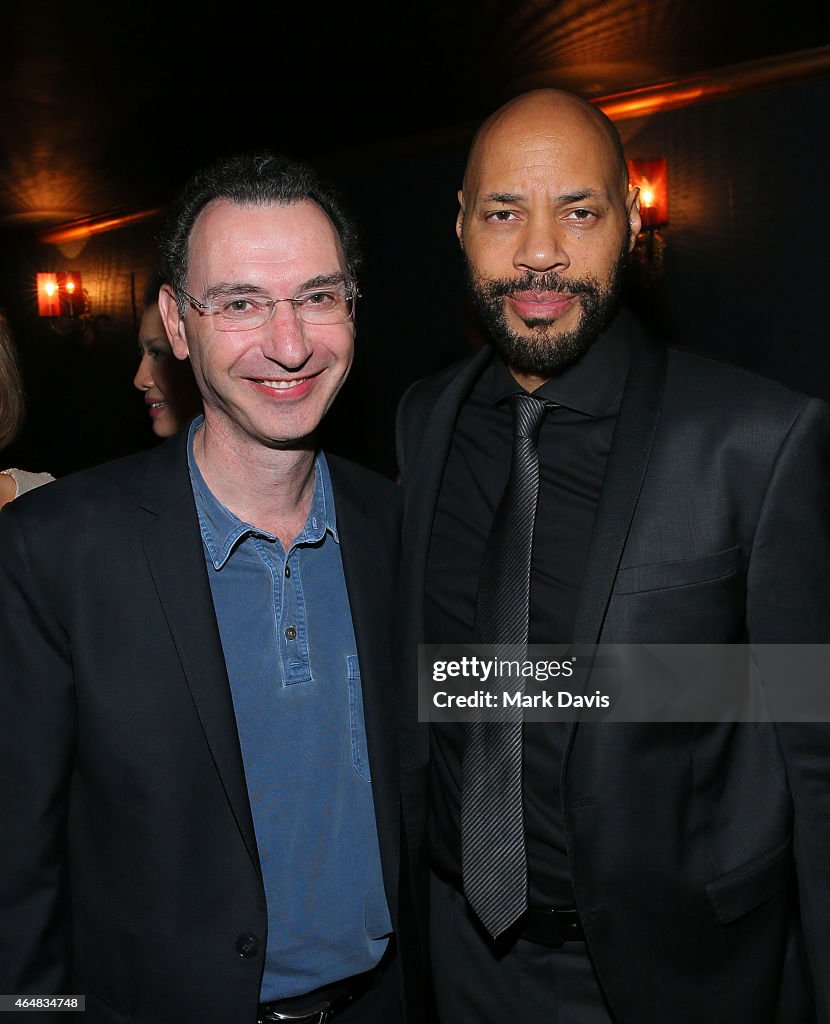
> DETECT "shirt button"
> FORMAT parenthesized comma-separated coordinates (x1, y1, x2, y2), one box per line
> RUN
(285, 565, 291, 578)
(235, 933, 259, 958)
(284, 626, 297, 641)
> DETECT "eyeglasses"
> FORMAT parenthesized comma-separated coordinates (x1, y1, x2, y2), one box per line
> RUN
(180, 283, 358, 332)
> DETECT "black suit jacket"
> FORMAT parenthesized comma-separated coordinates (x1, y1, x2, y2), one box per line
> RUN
(0, 430, 408, 1023)
(395, 321, 830, 1024)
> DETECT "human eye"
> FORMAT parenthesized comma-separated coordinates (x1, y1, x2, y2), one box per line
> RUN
(220, 296, 263, 318)
(484, 209, 518, 223)
(564, 208, 598, 223)
(297, 289, 338, 311)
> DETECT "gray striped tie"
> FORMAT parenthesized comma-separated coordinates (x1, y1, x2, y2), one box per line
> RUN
(461, 392, 549, 940)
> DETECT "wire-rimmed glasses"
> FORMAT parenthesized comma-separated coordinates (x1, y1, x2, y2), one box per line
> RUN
(180, 282, 358, 332)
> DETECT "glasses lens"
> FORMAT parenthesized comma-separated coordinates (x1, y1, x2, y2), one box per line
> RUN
(216, 297, 270, 332)
(295, 287, 355, 325)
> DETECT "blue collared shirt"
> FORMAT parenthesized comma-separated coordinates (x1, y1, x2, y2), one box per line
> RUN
(187, 419, 391, 999)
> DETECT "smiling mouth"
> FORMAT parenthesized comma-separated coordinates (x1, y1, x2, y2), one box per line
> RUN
(257, 377, 309, 390)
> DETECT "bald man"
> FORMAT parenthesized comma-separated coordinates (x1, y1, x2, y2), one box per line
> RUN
(396, 90, 830, 1023)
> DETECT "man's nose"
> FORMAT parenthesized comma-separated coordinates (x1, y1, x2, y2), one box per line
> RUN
(513, 211, 571, 274)
(260, 302, 313, 370)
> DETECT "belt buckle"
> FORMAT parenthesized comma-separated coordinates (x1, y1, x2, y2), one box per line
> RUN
(259, 1003, 331, 1024)
(521, 906, 583, 947)
(558, 909, 582, 941)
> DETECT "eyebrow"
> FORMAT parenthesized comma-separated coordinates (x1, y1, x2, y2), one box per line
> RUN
(479, 192, 526, 204)
(138, 334, 168, 350)
(478, 188, 609, 205)
(558, 188, 608, 204)
(204, 272, 347, 302)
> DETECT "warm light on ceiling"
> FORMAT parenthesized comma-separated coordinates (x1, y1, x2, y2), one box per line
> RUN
(39, 207, 166, 247)
(596, 46, 830, 122)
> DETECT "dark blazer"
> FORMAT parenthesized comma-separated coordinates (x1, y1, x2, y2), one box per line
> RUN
(0, 430, 408, 1023)
(395, 319, 830, 1024)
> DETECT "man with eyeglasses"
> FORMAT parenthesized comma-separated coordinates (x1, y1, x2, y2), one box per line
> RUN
(0, 154, 419, 1023)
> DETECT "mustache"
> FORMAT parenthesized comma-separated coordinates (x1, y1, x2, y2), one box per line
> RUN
(484, 270, 596, 298)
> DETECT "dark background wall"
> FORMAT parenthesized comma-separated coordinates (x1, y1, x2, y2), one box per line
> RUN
(1, 74, 828, 481)
(615, 78, 830, 395)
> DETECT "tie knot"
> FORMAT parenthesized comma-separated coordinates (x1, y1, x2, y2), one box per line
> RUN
(508, 393, 549, 444)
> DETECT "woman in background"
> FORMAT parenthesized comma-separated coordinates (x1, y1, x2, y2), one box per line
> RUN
(133, 272, 201, 438)
(0, 313, 54, 509)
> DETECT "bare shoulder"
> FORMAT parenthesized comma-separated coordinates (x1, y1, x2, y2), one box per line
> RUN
(0, 473, 16, 508)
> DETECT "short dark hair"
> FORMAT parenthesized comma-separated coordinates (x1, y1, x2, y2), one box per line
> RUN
(159, 152, 360, 314)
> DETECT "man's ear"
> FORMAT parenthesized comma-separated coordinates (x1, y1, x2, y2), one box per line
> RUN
(626, 186, 642, 253)
(456, 190, 465, 249)
(158, 284, 190, 361)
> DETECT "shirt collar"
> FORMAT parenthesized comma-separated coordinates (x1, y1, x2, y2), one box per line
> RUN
(487, 307, 632, 417)
(186, 416, 338, 570)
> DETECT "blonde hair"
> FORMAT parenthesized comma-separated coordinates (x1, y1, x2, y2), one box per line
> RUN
(0, 314, 25, 451)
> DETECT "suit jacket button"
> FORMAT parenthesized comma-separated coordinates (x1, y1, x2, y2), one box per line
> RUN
(236, 933, 260, 958)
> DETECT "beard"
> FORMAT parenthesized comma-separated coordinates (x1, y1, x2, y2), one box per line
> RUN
(464, 239, 628, 377)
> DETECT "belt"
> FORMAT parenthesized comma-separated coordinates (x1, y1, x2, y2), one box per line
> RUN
(257, 965, 377, 1024)
(520, 906, 585, 947)
(431, 868, 585, 949)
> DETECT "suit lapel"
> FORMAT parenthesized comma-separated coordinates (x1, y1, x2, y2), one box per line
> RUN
(400, 349, 492, 648)
(328, 458, 401, 909)
(563, 331, 666, 884)
(398, 351, 491, 765)
(572, 330, 667, 644)
(137, 435, 259, 872)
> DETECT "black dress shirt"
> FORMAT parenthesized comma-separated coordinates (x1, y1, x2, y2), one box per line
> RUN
(424, 313, 631, 906)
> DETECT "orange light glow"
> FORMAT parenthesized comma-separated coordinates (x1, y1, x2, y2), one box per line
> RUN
(39, 207, 165, 247)
(627, 158, 668, 229)
(596, 46, 830, 123)
(37, 273, 61, 316)
(36, 271, 84, 317)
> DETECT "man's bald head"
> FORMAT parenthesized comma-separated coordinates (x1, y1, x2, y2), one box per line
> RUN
(462, 88, 629, 210)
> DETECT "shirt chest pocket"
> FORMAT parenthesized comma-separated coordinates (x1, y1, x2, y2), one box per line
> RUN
(347, 655, 372, 782)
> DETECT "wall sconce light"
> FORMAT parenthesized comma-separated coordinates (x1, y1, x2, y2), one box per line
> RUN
(36, 271, 88, 318)
(627, 157, 668, 285)
(628, 158, 668, 228)
(36, 273, 61, 316)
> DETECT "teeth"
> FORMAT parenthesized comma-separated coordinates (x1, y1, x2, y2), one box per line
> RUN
(259, 378, 306, 390)
(150, 402, 167, 409)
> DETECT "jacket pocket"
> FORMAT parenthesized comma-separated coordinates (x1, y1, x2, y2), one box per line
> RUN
(614, 545, 741, 595)
(705, 836, 792, 924)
